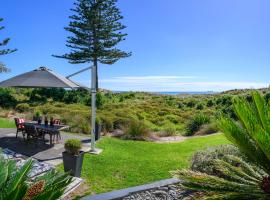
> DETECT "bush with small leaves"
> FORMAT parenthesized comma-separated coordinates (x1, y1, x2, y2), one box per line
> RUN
(186, 100, 196, 108)
(190, 145, 241, 175)
(206, 99, 214, 107)
(123, 119, 150, 140)
(0, 88, 17, 108)
(185, 114, 210, 136)
(15, 103, 30, 113)
(196, 103, 204, 110)
(64, 139, 82, 155)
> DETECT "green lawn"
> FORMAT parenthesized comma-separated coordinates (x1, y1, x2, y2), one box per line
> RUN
(60, 133, 229, 195)
(0, 118, 16, 128)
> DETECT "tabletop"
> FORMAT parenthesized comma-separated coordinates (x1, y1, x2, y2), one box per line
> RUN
(24, 122, 69, 131)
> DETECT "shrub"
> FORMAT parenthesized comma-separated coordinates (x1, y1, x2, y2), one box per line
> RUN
(186, 100, 196, 108)
(64, 139, 82, 155)
(15, 103, 30, 113)
(160, 125, 177, 137)
(265, 92, 270, 102)
(185, 114, 210, 136)
(194, 122, 219, 135)
(196, 103, 204, 110)
(177, 102, 184, 109)
(190, 145, 241, 175)
(63, 91, 80, 104)
(0, 89, 17, 108)
(123, 120, 149, 140)
(206, 99, 214, 107)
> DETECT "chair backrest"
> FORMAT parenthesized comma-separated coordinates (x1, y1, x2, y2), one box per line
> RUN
(14, 118, 25, 128)
(24, 124, 38, 137)
(53, 119, 61, 125)
(14, 118, 19, 127)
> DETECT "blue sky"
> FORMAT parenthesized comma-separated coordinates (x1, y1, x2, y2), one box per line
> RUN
(0, 0, 270, 92)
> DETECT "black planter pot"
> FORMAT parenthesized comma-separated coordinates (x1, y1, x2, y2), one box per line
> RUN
(62, 151, 84, 177)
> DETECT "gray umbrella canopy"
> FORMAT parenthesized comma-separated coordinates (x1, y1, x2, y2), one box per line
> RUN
(0, 67, 81, 88)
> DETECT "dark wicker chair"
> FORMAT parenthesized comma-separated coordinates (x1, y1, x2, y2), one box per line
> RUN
(14, 118, 25, 139)
(53, 119, 61, 141)
(24, 124, 44, 144)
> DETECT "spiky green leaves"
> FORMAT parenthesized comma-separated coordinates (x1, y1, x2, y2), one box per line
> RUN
(174, 154, 269, 199)
(218, 91, 270, 173)
(174, 91, 270, 199)
(0, 155, 72, 200)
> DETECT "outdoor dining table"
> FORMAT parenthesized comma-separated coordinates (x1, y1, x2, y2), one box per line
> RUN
(24, 122, 69, 146)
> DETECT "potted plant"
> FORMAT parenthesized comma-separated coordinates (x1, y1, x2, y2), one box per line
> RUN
(62, 139, 84, 177)
(33, 111, 41, 121)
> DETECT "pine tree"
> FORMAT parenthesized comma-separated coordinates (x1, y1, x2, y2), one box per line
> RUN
(54, 0, 131, 89)
(0, 17, 17, 72)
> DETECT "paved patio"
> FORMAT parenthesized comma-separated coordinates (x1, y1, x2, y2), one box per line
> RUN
(0, 128, 91, 165)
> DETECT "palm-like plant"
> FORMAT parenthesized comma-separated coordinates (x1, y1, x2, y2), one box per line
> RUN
(174, 91, 270, 199)
(0, 156, 72, 200)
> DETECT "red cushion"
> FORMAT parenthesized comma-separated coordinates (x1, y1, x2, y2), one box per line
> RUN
(18, 125, 24, 129)
(53, 119, 61, 125)
(19, 118, 25, 123)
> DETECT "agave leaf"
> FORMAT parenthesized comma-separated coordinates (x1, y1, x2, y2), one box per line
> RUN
(174, 170, 261, 194)
(252, 91, 270, 133)
(218, 117, 270, 172)
(0, 159, 8, 190)
(32, 171, 72, 200)
(211, 159, 260, 184)
(3, 159, 33, 199)
(222, 155, 266, 180)
(233, 96, 270, 162)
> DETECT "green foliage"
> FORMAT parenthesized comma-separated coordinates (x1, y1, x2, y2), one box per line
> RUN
(196, 103, 204, 110)
(0, 156, 72, 200)
(186, 100, 196, 108)
(174, 91, 270, 199)
(207, 99, 214, 107)
(0, 89, 17, 108)
(186, 114, 210, 136)
(161, 125, 177, 136)
(65, 139, 82, 155)
(0, 17, 17, 71)
(15, 103, 30, 113)
(265, 92, 270, 102)
(54, 0, 131, 65)
(195, 123, 219, 136)
(123, 120, 150, 140)
(218, 91, 270, 173)
(63, 90, 80, 104)
(191, 145, 241, 175)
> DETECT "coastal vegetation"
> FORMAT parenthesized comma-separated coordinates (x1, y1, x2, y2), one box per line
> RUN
(0, 88, 270, 138)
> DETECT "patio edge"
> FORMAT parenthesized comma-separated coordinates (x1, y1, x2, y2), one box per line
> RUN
(81, 178, 180, 200)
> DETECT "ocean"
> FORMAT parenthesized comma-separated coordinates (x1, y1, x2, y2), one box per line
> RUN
(113, 91, 217, 95)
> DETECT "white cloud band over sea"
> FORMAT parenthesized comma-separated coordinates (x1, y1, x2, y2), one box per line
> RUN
(88, 76, 269, 92)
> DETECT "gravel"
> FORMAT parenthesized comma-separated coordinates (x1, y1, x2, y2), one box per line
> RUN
(122, 184, 192, 200)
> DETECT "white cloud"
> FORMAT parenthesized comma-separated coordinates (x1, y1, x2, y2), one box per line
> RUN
(86, 76, 269, 92)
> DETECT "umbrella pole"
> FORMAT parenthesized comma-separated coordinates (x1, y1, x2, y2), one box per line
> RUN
(90, 64, 97, 152)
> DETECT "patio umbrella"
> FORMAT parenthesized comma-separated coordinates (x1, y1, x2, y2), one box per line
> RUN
(0, 67, 80, 88)
(0, 66, 99, 154)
